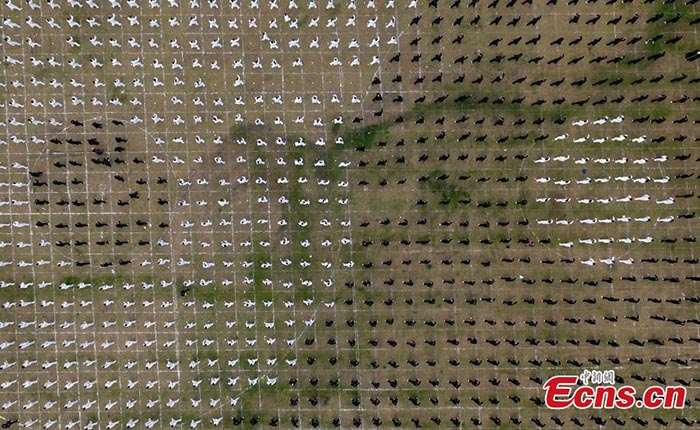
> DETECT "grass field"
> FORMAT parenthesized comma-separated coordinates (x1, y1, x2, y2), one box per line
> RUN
(1, 0, 699, 428)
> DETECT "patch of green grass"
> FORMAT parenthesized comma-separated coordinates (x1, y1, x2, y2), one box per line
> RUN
(310, 155, 343, 182)
(236, 250, 274, 302)
(107, 81, 127, 104)
(336, 122, 390, 150)
(419, 169, 471, 209)
(60, 275, 82, 286)
(345, 387, 360, 399)
(645, 0, 695, 55)
(254, 381, 289, 395)
(288, 183, 309, 222)
(294, 285, 314, 301)
(648, 103, 671, 119)
(411, 88, 527, 120)
(356, 284, 376, 302)
(0, 285, 33, 303)
(226, 123, 258, 144)
(192, 285, 226, 302)
(58, 273, 134, 288)
(325, 1, 342, 18)
(544, 103, 576, 122)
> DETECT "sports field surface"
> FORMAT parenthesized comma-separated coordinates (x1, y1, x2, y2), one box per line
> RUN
(1, 0, 699, 427)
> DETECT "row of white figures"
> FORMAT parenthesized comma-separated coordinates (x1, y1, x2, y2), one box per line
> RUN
(5, 81, 373, 109)
(6, 10, 400, 37)
(535, 154, 669, 163)
(0, 284, 329, 308)
(3, 112, 357, 127)
(0, 417, 231, 430)
(572, 237, 654, 245)
(6, 54, 392, 73)
(9, 236, 332, 248)
(569, 134, 648, 143)
(8, 299, 322, 312)
(6, 299, 324, 312)
(18, 238, 692, 266)
(6, 325, 316, 342)
(1, 344, 299, 367)
(537, 215, 677, 225)
(0, 357, 293, 371)
(8, 395, 249, 410)
(2, 394, 247, 412)
(2, 137, 350, 152)
(3, 13, 402, 31)
(0, 244, 684, 272)
(571, 115, 624, 126)
(534, 175, 671, 185)
(3, 207, 346, 222)
(0, 333, 307, 349)
(10, 318, 314, 332)
(578, 257, 634, 266)
(541, 194, 676, 204)
(6, 318, 319, 330)
(3, 258, 353, 273)
(10, 163, 674, 187)
(3, 0, 400, 12)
